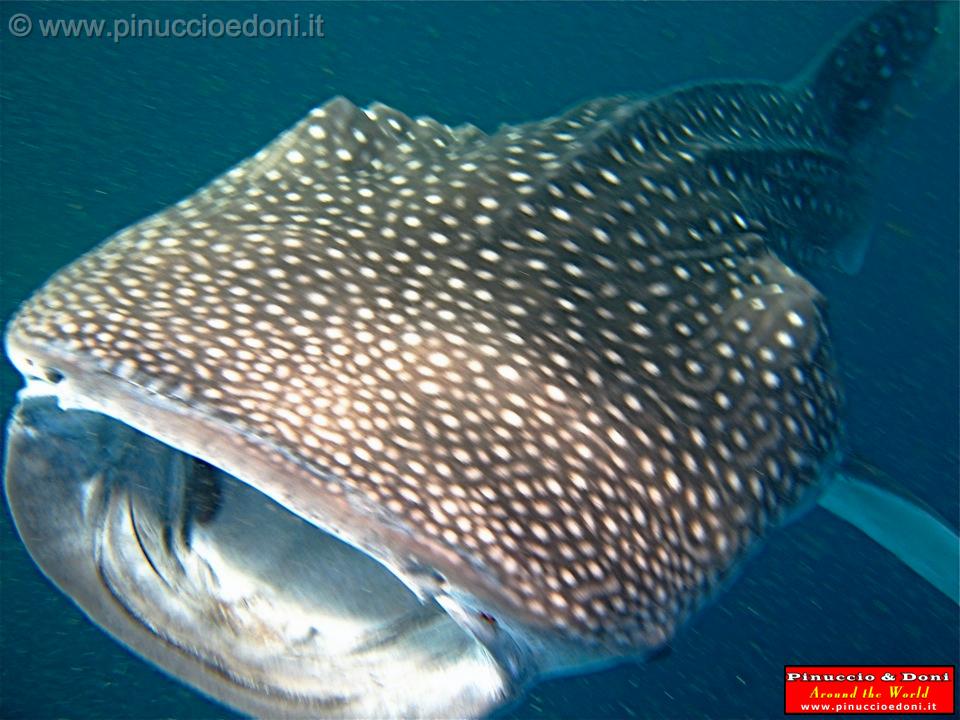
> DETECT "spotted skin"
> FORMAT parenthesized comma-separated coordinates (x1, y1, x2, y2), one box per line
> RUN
(5, 2, 937, 654)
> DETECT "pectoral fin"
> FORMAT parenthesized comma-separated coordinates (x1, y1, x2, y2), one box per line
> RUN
(819, 460, 959, 605)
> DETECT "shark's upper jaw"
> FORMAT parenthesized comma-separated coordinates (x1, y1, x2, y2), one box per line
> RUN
(2, 2, 944, 718)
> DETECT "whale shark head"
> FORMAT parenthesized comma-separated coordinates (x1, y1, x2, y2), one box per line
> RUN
(2, 2, 944, 717)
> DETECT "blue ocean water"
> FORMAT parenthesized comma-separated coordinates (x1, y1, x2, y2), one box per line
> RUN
(0, 2, 956, 718)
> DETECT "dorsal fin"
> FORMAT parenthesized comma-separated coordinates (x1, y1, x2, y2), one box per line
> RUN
(803, 1, 941, 146)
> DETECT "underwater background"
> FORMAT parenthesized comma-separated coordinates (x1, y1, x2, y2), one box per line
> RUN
(0, 1, 956, 718)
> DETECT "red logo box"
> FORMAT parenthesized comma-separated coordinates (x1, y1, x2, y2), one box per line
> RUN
(785, 665, 955, 715)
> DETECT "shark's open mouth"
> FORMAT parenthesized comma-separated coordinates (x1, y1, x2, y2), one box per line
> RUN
(4, 389, 511, 718)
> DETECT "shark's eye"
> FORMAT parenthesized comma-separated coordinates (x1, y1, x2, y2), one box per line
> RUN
(478, 611, 498, 626)
(18, 356, 64, 384)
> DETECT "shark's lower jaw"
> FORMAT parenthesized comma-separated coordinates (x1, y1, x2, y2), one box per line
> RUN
(3, 390, 514, 719)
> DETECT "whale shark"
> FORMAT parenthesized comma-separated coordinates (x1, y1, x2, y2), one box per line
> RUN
(3, 2, 957, 718)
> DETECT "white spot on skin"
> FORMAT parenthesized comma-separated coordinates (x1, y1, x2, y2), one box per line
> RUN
(572, 182, 595, 199)
(501, 409, 523, 427)
(496, 365, 521, 382)
(664, 469, 681, 492)
(599, 168, 621, 185)
(419, 380, 442, 395)
(776, 330, 795, 348)
(545, 385, 567, 402)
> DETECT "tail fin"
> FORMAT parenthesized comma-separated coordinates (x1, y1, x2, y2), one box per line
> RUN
(818, 460, 959, 605)
(804, 1, 943, 146)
